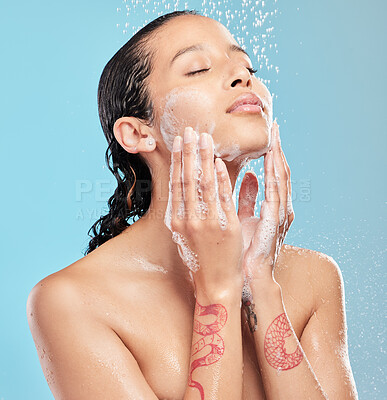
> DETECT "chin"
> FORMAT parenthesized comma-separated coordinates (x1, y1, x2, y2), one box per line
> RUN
(215, 111, 272, 166)
(242, 139, 270, 161)
(240, 119, 271, 154)
(215, 128, 270, 165)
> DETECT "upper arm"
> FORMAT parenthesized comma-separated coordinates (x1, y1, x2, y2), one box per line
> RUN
(26, 276, 158, 400)
(300, 254, 358, 399)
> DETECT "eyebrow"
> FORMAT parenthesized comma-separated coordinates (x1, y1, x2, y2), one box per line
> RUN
(169, 43, 251, 66)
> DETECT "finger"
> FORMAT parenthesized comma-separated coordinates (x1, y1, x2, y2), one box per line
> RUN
(264, 150, 280, 209)
(281, 150, 291, 195)
(215, 157, 237, 222)
(242, 152, 281, 274)
(277, 141, 294, 220)
(182, 127, 199, 219)
(171, 135, 184, 223)
(271, 121, 287, 226)
(237, 171, 258, 221)
(198, 133, 217, 219)
(275, 123, 291, 200)
(243, 198, 278, 279)
(244, 153, 279, 267)
(258, 199, 279, 258)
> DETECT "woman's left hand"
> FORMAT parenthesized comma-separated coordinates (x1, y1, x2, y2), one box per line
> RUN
(237, 121, 295, 285)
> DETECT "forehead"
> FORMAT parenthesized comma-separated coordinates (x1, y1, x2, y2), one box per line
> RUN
(151, 15, 239, 66)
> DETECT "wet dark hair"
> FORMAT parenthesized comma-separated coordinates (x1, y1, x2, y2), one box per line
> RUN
(84, 9, 200, 255)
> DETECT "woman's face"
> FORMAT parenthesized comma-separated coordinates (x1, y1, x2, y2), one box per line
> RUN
(148, 15, 273, 163)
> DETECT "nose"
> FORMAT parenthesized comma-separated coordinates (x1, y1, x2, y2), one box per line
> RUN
(225, 63, 253, 90)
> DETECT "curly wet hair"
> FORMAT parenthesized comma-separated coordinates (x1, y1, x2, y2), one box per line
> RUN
(84, 9, 199, 255)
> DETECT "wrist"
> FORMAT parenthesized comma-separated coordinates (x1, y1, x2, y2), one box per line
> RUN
(248, 278, 282, 300)
(194, 278, 243, 305)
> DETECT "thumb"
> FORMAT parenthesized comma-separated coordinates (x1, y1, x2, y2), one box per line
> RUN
(237, 171, 259, 221)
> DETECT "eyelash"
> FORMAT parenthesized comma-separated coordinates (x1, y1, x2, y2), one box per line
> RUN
(186, 68, 210, 76)
(186, 66, 257, 76)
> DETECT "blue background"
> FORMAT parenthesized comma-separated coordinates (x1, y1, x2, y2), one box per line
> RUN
(0, 0, 385, 398)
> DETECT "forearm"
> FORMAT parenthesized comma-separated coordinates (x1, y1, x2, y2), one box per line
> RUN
(245, 281, 327, 400)
(184, 286, 243, 400)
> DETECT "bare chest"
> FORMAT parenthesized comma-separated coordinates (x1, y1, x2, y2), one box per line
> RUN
(92, 275, 310, 400)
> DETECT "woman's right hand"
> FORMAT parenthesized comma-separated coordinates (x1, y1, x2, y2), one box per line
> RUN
(169, 126, 244, 296)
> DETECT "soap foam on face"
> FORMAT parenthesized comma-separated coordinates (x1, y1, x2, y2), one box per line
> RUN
(160, 87, 234, 272)
(160, 87, 249, 163)
(214, 140, 242, 162)
(159, 87, 215, 153)
(160, 88, 271, 273)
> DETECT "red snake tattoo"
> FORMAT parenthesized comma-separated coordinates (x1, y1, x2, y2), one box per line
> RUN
(264, 312, 303, 370)
(188, 301, 228, 399)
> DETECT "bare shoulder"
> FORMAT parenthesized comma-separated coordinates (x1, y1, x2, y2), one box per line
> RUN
(278, 243, 342, 282)
(277, 243, 341, 271)
(26, 235, 140, 349)
(279, 247, 357, 398)
(275, 243, 344, 310)
(26, 258, 91, 341)
(26, 240, 117, 330)
(26, 243, 160, 399)
(27, 235, 132, 301)
(27, 260, 85, 308)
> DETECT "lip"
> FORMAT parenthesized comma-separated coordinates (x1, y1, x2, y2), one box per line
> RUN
(226, 92, 264, 114)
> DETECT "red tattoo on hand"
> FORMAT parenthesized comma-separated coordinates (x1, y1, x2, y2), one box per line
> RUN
(188, 301, 228, 399)
(264, 313, 303, 370)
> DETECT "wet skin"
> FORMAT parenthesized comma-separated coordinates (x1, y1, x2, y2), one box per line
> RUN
(26, 14, 358, 400)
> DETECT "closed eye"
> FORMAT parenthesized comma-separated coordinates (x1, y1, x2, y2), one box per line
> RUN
(186, 66, 257, 77)
(186, 68, 211, 76)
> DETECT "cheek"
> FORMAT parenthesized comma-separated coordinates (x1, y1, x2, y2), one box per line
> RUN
(159, 87, 217, 152)
(157, 83, 272, 162)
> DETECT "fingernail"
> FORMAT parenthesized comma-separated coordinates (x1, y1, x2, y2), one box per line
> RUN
(199, 132, 208, 149)
(184, 127, 193, 143)
(173, 136, 182, 152)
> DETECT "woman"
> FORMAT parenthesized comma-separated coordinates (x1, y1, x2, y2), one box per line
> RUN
(27, 10, 358, 400)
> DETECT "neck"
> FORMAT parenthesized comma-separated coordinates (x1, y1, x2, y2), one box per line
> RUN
(122, 155, 247, 275)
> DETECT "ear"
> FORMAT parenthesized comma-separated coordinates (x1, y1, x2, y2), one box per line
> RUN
(113, 117, 155, 154)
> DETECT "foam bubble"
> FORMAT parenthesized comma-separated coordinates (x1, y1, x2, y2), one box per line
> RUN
(287, 192, 294, 215)
(214, 140, 243, 162)
(172, 231, 200, 273)
(164, 129, 233, 270)
(159, 87, 212, 152)
(242, 278, 252, 302)
(132, 256, 168, 274)
(279, 203, 285, 226)
(213, 163, 229, 230)
(248, 202, 278, 260)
